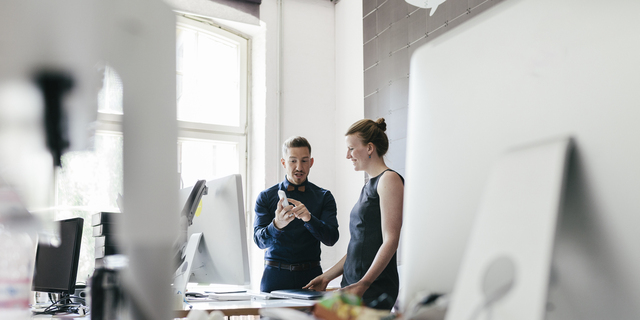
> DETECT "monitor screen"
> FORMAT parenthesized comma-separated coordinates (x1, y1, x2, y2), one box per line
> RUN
(178, 174, 250, 286)
(32, 217, 84, 294)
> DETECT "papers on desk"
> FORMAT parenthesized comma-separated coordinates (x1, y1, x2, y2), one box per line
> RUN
(185, 292, 252, 301)
(250, 292, 288, 300)
(185, 288, 320, 302)
(208, 292, 252, 301)
(269, 289, 326, 300)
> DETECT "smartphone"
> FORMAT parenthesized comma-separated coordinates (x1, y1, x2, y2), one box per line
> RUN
(278, 190, 290, 207)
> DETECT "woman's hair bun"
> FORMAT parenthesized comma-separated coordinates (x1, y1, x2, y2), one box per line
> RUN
(375, 118, 387, 132)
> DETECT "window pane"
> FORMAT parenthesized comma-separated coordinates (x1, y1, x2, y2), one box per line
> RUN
(176, 25, 241, 127)
(56, 134, 123, 210)
(180, 140, 239, 188)
(97, 66, 123, 115)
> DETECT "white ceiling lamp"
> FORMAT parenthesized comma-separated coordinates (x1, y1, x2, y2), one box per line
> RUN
(406, 0, 448, 16)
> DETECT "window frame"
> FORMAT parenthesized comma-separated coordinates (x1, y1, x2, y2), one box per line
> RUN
(176, 15, 249, 134)
(174, 14, 249, 192)
(92, 15, 250, 189)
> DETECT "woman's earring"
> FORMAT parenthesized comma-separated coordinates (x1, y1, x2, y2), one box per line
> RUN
(369, 154, 371, 159)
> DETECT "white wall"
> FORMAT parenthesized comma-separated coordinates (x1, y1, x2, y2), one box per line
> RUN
(248, 0, 363, 289)
(333, 0, 365, 268)
(278, 0, 336, 191)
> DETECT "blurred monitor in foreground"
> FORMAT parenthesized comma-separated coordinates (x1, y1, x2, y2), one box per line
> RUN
(400, 0, 640, 319)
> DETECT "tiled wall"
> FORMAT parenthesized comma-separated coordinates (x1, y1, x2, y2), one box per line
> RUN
(362, 0, 501, 177)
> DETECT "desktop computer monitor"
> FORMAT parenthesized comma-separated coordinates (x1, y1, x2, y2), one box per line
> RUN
(32, 217, 84, 295)
(400, 0, 640, 319)
(177, 174, 250, 287)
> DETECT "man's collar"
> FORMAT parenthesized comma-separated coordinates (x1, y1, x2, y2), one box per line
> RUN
(283, 176, 308, 192)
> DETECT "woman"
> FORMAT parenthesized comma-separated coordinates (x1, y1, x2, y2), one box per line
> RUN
(304, 118, 404, 310)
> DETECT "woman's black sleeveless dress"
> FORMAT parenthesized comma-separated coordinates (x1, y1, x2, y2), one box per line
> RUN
(341, 169, 404, 310)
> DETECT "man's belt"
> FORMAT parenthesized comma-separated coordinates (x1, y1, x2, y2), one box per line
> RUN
(264, 260, 320, 271)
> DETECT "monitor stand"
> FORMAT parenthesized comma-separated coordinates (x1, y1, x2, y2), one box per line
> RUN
(446, 136, 573, 320)
(172, 233, 208, 304)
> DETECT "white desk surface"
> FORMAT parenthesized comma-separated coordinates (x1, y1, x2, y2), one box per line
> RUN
(30, 285, 318, 319)
(177, 297, 316, 317)
(30, 298, 314, 319)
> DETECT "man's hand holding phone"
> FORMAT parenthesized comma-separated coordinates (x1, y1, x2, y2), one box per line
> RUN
(274, 190, 295, 229)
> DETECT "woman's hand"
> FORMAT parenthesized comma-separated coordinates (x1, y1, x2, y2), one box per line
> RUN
(303, 274, 331, 292)
(340, 280, 371, 298)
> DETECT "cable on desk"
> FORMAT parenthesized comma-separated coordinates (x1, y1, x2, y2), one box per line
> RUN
(32, 293, 89, 316)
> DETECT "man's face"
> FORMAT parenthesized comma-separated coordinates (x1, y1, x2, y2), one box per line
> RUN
(281, 146, 314, 185)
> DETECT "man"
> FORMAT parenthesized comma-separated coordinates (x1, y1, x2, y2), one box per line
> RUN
(254, 136, 339, 292)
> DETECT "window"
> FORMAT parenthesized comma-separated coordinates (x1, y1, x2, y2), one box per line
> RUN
(54, 16, 249, 282)
(175, 15, 248, 188)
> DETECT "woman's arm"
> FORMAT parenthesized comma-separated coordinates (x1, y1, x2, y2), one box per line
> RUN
(303, 254, 347, 291)
(343, 171, 404, 297)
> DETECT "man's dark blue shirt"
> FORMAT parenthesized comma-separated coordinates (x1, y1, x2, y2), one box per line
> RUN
(253, 177, 339, 263)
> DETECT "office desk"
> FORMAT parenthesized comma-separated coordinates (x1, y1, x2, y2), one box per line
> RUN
(31, 299, 314, 319)
(175, 298, 316, 318)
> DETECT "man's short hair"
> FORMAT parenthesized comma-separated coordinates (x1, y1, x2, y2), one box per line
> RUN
(282, 136, 312, 158)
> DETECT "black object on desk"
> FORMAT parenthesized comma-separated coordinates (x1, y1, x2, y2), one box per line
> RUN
(31, 217, 85, 315)
(32, 217, 84, 295)
(90, 267, 122, 320)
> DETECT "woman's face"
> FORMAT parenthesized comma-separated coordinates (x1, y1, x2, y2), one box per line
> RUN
(345, 134, 369, 171)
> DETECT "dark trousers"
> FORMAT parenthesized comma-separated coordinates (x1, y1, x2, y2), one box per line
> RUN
(260, 264, 323, 293)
